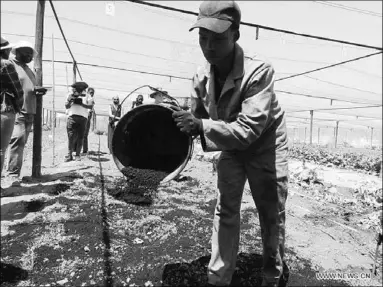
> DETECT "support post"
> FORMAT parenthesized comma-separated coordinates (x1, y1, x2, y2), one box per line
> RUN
(335, 121, 339, 148)
(32, 0, 45, 177)
(309, 110, 313, 145)
(73, 61, 77, 83)
(52, 33, 56, 165)
(304, 127, 307, 144)
(370, 127, 374, 149)
(318, 127, 320, 145)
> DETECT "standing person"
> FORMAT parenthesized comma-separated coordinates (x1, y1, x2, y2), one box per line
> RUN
(171, 1, 289, 286)
(82, 87, 95, 154)
(6, 41, 47, 187)
(131, 94, 143, 109)
(108, 95, 121, 154)
(64, 81, 93, 162)
(1, 37, 24, 195)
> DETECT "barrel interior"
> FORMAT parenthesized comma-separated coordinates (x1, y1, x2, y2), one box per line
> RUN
(112, 105, 190, 174)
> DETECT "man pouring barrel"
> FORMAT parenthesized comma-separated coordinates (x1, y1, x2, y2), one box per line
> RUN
(171, 1, 289, 286)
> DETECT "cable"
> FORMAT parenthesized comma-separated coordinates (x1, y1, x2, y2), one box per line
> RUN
(275, 90, 379, 105)
(42, 59, 191, 80)
(288, 104, 382, 113)
(48, 0, 82, 81)
(1, 32, 199, 67)
(128, 0, 383, 51)
(313, 1, 382, 17)
(5, 31, 382, 80)
(303, 75, 382, 95)
(275, 51, 382, 81)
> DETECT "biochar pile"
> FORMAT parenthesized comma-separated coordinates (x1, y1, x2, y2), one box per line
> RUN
(109, 104, 191, 204)
(108, 167, 168, 205)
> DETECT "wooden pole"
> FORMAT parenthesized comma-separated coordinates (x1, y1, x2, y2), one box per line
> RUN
(32, 0, 45, 177)
(335, 121, 339, 148)
(309, 110, 313, 145)
(370, 127, 374, 149)
(65, 64, 69, 90)
(304, 127, 307, 144)
(52, 33, 56, 165)
(318, 127, 320, 145)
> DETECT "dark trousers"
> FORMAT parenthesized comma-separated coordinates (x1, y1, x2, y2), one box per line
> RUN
(67, 115, 87, 156)
(7, 113, 34, 177)
(82, 112, 92, 153)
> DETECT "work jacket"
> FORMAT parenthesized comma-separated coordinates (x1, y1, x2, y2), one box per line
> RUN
(191, 43, 288, 158)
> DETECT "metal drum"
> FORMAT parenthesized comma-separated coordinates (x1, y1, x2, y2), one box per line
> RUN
(111, 104, 193, 183)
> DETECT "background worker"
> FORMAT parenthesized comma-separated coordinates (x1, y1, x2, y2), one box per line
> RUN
(131, 94, 144, 109)
(64, 81, 93, 162)
(108, 95, 121, 154)
(1, 37, 24, 194)
(7, 41, 47, 187)
(82, 87, 95, 154)
(172, 1, 289, 286)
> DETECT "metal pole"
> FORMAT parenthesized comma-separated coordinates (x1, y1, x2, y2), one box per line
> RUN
(65, 64, 69, 90)
(304, 127, 307, 144)
(370, 127, 374, 149)
(52, 33, 56, 165)
(335, 121, 339, 148)
(73, 61, 77, 83)
(309, 110, 313, 145)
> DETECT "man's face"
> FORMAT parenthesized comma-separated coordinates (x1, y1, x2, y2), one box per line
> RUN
(113, 98, 119, 104)
(15, 47, 34, 64)
(1, 48, 11, 59)
(88, 90, 95, 97)
(137, 96, 143, 103)
(199, 27, 237, 65)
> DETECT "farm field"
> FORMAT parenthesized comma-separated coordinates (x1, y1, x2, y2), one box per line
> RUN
(1, 126, 382, 287)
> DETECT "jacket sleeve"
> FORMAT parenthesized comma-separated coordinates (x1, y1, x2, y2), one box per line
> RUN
(190, 73, 210, 120)
(201, 64, 276, 152)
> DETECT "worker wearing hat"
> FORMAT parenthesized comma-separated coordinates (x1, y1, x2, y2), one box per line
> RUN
(172, 1, 289, 286)
(108, 95, 121, 154)
(6, 40, 47, 187)
(1, 37, 24, 194)
(64, 81, 94, 162)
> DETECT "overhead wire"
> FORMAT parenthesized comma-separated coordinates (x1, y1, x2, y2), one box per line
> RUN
(275, 90, 379, 105)
(48, 0, 82, 80)
(303, 75, 382, 95)
(5, 31, 382, 79)
(275, 51, 382, 81)
(312, 1, 382, 17)
(128, 0, 383, 51)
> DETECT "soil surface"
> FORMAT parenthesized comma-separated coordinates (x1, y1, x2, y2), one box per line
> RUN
(1, 126, 382, 287)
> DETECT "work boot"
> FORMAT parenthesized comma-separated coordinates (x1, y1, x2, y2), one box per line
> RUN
(74, 155, 81, 161)
(64, 154, 73, 162)
(262, 262, 290, 287)
(10, 177, 21, 187)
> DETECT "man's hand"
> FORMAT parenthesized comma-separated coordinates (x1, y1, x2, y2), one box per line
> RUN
(172, 110, 202, 136)
(34, 87, 47, 96)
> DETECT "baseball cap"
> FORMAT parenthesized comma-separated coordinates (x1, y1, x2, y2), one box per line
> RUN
(1, 37, 14, 50)
(189, 1, 241, 33)
(71, 81, 88, 90)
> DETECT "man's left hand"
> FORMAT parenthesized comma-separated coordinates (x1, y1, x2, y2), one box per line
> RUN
(34, 87, 47, 96)
(172, 110, 202, 136)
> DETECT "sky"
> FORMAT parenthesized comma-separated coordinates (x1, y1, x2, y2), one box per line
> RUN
(1, 0, 382, 144)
